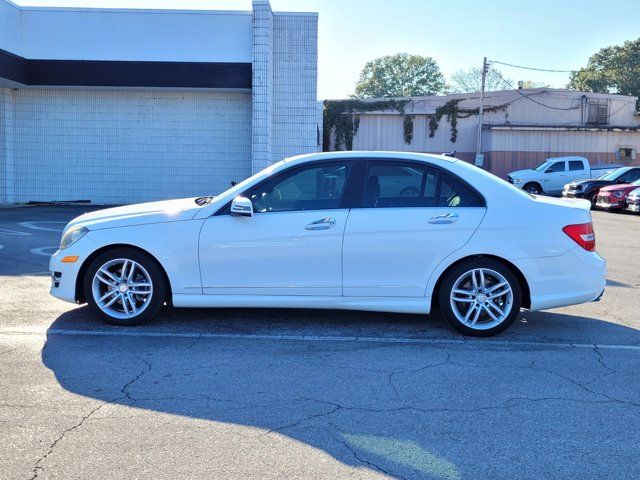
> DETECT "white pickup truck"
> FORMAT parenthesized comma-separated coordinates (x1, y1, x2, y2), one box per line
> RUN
(507, 156, 621, 195)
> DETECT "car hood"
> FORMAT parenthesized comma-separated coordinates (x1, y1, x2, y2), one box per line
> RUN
(599, 183, 637, 194)
(507, 169, 535, 178)
(628, 188, 640, 199)
(569, 179, 614, 188)
(65, 197, 204, 232)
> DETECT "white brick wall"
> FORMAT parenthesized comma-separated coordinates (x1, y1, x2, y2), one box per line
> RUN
(11, 89, 251, 204)
(0, 87, 15, 204)
(272, 13, 319, 162)
(251, 0, 274, 174)
(0, 0, 319, 205)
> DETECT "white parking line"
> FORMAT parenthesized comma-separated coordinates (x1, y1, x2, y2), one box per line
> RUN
(2, 328, 639, 352)
(0, 228, 31, 236)
(18, 221, 66, 232)
(30, 246, 58, 257)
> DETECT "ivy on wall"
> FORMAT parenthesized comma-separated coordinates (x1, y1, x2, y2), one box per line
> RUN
(323, 98, 509, 150)
(428, 99, 508, 143)
(323, 99, 409, 151)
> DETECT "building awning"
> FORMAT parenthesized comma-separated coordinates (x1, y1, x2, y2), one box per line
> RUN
(0, 48, 252, 89)
(486, 124, 640, 133)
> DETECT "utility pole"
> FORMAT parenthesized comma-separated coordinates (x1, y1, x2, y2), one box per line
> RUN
(475, 57, 488, 167)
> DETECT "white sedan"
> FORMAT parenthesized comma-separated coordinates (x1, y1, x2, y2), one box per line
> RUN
(50, 152, 606, 336)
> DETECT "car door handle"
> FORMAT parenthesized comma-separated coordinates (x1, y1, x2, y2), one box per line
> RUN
(305, 218, 336, 230)
(428, 213, 459, 224)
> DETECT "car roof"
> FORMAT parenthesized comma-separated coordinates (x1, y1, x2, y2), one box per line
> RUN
(282, 151, 458, 167)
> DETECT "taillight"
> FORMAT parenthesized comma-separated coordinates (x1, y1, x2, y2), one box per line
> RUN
(563, 222, 596, 251)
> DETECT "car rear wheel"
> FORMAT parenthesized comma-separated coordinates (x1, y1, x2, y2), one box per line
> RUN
(438, 259, 522, 337)
(523, 183, 542, 195)
(84, 248, 166, 326)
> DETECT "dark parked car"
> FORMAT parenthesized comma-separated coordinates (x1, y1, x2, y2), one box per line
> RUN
(562, 166, 640, 206)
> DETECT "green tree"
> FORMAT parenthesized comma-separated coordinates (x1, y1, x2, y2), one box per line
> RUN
(449, 67, 512, 93)
(353, 53, 446, 98)
(520, 80, 551, 89)
(568, 38, 640, 106)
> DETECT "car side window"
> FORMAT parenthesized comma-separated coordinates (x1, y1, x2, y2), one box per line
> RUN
(623, 169, 640, 183)
(569, 161, 584, 171)
(362, 160, 484, 208)
(546, 162, 566, 173)
(247, 161, 352, 213)
(439, 172, 485, 207)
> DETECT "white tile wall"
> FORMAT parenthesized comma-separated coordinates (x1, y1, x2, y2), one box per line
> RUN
(0, 1, 320, 205)
(11, 89, 251, 204)
(251, 0, 274, 174)
(272, 13, 318, 162)
(0, 87, 15, 204)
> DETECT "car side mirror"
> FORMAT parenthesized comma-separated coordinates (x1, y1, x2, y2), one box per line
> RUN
(230, 196, 253, 217)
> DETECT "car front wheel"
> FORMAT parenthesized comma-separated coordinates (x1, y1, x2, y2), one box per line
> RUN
(84, 248, 166, 326)
(523, 183, 542, 195)
(438, 259, 522, 337)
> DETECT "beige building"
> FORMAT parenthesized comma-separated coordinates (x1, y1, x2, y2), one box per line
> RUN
(323, 89, 640, 178)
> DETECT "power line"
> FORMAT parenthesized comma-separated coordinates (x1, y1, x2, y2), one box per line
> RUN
(491, 60, 574, 73)
(490, 68, 579, 111)
(491, 59, 640, 75)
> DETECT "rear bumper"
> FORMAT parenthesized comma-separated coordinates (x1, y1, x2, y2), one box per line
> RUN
(514, 248, 606, 311)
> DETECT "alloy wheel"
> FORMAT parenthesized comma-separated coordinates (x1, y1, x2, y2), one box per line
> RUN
(449, 268, 514, 331)
(91, 258, 154, 320)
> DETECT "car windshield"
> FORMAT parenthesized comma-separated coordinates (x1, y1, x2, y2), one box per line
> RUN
(533, 161, 551, 172)
(598, 167, 629, 180)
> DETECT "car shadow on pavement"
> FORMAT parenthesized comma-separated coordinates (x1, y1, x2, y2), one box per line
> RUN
(40, 307, 640, 479)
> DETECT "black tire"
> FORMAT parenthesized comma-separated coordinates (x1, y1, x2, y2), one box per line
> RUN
(587, 191, 598, 208)
(438, 258, 523, 337)
(83, 247, 166, 326)
(523, 182, 543, 195)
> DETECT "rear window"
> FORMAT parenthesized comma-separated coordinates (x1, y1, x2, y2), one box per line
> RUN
(569, 161, 585, 171)
(362, 160, 484, 208)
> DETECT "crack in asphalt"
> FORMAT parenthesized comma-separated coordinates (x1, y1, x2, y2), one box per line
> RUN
(387, 354, 453, 398)
(27, 353, 154, 479)
(328, 423, 408, 480)
(260, 404, 343, 439)
(121, 355, 152, 402)
(27, 402, 107, 480)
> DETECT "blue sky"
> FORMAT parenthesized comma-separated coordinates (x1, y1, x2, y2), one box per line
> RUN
(14, 0, 640, 99)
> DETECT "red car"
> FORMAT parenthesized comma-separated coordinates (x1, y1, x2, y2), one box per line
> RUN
(595, 179, 640, 211)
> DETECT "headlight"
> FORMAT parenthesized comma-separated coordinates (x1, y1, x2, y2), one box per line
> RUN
(614, 191, 624, 198)
(60, 226, 89, 250)
(512, 178, 523, 185)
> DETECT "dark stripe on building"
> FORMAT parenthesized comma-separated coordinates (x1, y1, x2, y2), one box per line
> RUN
(0, 48, 251, 89)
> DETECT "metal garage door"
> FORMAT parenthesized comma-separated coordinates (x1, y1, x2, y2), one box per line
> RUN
(12, 89, 252, 205)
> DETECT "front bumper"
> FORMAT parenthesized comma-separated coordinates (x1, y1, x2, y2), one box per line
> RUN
(625, 198, 640, 213)
(49, 249, 83, 303)
(49, 234, 98, 304)
(595, 195, 623, 210)
(562, 189, 585, 199)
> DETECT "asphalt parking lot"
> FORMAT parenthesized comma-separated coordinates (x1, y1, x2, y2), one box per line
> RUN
(1, 205, 639, 479)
